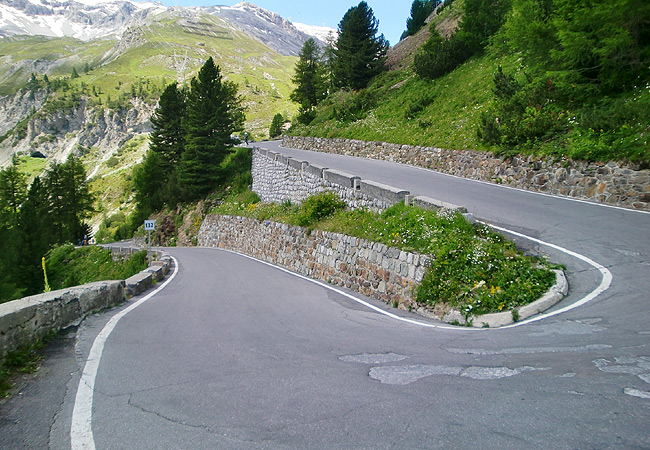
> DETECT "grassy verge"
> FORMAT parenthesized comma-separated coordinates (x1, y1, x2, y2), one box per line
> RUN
(44, 245, 148, 290)
(0, 330, 58, 398)
(213, 191, 558, 319)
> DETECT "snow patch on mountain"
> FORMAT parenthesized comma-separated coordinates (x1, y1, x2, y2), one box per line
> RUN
(293, 22, 336, 43)
(0, 0, 331, 56)
(0, 0, 166, 40)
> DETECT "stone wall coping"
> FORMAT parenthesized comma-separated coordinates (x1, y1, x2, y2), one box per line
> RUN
(359, 179, 409, 202)
(281, 136, 650, 211)
(304, 163, 327, 178)
(287, 158, 304, 170)
(413, 195, 467, 213)
(0, 250, 172, 361)
(323, 168, 361, 188)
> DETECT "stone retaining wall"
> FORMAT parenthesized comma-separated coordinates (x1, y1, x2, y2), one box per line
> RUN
(198, 215, 430, 308)
(252, 147, 467, 213)
(0, 252, 172, 361)
(0, 281, 125, 360)
(282, 136, 650, 211)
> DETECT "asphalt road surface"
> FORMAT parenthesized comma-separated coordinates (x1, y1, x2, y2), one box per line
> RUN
(1, 142, 649, 449)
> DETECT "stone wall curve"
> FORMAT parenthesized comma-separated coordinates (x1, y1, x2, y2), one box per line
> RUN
(282, 136, 650, 211)
(198, 215, 430, 309)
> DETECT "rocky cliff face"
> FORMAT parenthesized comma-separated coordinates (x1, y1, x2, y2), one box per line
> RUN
(0, 89, 48, 137)
(0, 89, 154, 168)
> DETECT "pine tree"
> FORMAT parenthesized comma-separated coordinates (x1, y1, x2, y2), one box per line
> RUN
(150, 83, 187, 170)
(0, 156, 27, 301)
(17, 176, 51, 295)
(332, 2, 388, 90)
(179, 57, 245, 201)
(290, 38, 327, 121)
(401, 1, 440, 41)
(133, 151, 168, 214)
(269, 113, 285, 139)
(45, 156, 94, 244)
(0, 155, 27, 228)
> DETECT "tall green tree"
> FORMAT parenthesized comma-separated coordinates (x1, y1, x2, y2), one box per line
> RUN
(0, 155, 27, 228)
(136, 82, 187, 210)
(290, 38, 327, 122)
(401, 0, 440, 41)
(332, 1, 389, 90)
(0, 156, 27, 301)
(133, 150, 168, 214)
(149, 83, 187, 169)
(269, 113, 285, 139)
(179, 57, 245, 201)
(45, 155, 94, 244)
(17, 176, 51, 295)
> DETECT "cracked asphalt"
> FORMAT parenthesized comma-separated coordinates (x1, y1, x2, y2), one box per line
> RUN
(2, 143, 650, 449)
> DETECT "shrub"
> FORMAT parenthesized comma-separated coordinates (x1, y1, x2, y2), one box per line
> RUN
(45, 245, 148, 290)
(295, 191, 346, 227)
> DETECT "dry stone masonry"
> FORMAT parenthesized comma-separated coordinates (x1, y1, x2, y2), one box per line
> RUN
(198, 215, 430, 309)
(252, 147, 467, 213)
(282, 136, 650, 211)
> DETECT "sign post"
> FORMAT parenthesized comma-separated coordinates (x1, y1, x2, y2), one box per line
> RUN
(144, 220, 155, 266)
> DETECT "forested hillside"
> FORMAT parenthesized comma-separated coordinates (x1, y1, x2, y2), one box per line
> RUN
(289, 0, 650, 165)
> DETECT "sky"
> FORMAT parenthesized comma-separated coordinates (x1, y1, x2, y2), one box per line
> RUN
(158, 1, 411, 46)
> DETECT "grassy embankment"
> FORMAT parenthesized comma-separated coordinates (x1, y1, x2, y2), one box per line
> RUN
(289, 0, 650, 164)
(214, 189, 558, 323)
(0, 245, 147, 396)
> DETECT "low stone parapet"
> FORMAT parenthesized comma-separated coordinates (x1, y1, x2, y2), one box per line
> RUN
(198, 215, 430, 309)
(0, 252, 172, 361)
(252, 147, 466, 213)
(0, 281, 125, 360)
(282, 136, 650, 211)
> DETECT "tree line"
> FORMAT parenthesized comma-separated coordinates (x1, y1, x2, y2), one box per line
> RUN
(133, 57, 245, 218)
(290, 1, 389, 124)
(290, 0, 650, 161)
(0, 155, 93, 302)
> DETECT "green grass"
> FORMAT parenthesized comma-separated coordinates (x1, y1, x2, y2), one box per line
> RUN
(0, 11, 298, 138)
(290, 52, 512, 152)
(15, 156, 48, 182)
(44, 245, 148, 290)
(213, 191, 557, 318)
(0, 330, 58, 398)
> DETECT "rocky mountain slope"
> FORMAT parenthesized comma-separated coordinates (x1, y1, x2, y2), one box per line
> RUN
(0, 1, 335, 161)
(0, 1, 334, 227)
(0, 0, 328, 55)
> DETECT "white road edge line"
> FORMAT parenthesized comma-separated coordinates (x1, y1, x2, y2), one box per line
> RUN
(484, 223, 613, 329)
(219, 219, 612, 331)
(70, 256, 179, 450)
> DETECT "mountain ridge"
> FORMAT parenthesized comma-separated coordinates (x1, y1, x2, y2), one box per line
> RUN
(0, 0, 334, 55)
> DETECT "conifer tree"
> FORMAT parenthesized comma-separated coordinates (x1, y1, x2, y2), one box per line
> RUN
(17, 176, 51, 295)
(0, 157, 27, 301)
(269, 113, 285, 139)
(0, 155, 27, 228)
(179, 57, 245, 201)
(133, 151, 168, 214)
(332, 1, 388, 90)
(401, 0, 440, 40)
(291, 38, 327, 122)
(149, 82, 187, 169)
(45, 155, 94, 244)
